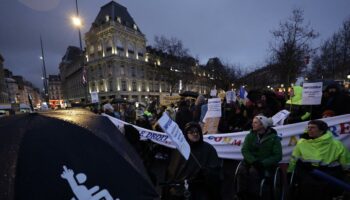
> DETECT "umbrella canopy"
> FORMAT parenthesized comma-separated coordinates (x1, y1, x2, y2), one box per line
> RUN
(110, 98, 129, 104)
(179, 91, 199, 98)
(0, 109, 158, 200)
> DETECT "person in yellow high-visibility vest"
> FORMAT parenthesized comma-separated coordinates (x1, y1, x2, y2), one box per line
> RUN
(287, 120, 350, 200)
(286, 86, 311, 123)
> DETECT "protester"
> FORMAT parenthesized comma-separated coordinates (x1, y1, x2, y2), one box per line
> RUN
(236, 115, 282, 200)
(175, 100, 193, 132)
(162, 122, 221, 200)
(124, 104, 136, 123)
(321, 83, 350, 116)
(102, 103, 115, 117)
(166, 103, 176, 120)
(287, 120, 350, 200)
(193, 95, 206, 122)
(322, 109, 335, 118)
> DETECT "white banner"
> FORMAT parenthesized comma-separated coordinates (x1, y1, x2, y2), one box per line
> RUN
(157, 113, 191, 160)
(272, 109, 290, 126)
(203, 98, 222, 123)
(210, 89, 217, 97)
(302, 82, 323, 105)
(103, 113, 350, 162)
(90, 91, 99, 103)
(226, 91, 236, 103)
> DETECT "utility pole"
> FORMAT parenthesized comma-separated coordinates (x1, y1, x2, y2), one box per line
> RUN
(74, 0, 88, 104)
(40, 35, 49, 103)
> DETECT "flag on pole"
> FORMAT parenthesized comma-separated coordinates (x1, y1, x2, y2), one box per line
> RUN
(239, 86, 247, 99)
(82, 66, 87, 86)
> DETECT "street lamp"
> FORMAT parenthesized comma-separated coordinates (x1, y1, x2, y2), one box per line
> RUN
(71, 0, 87, 104)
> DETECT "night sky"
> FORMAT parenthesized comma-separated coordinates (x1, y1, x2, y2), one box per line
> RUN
(1, 0, 349, 90)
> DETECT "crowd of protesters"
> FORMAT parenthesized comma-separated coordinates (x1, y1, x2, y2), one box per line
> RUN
(91, 81, 350, 200)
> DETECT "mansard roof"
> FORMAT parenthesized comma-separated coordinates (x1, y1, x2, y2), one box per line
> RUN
(61, 46, 82, 62)
(92, 1, 142, 33)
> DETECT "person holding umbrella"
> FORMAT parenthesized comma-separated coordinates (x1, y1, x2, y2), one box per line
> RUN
(162, 122, 221, 200)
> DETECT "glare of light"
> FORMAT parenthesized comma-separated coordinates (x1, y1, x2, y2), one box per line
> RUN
(39, 56, 43, 60)
(71, 16, 82, 27)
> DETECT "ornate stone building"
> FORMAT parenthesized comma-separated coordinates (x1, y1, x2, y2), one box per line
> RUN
(0, 54, 9, 103)
(59, 46, 86, 103)
(60, 1, 212, 104)
(48, 75, 63, 108)
(85, 1, 169, 103)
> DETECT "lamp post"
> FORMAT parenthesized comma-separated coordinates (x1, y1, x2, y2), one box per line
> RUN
(40, 36, 49, 103)
(71, 0, 88, 104)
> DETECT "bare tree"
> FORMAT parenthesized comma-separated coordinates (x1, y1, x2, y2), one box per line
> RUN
(310, 18, 350, 80)
(154, 35, 190, 57)
(149, 36, 194, 95)
(270, 8, 319, 84)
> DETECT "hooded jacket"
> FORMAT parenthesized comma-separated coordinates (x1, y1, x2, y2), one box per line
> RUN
(287, 131, 350, 172)
(163, 123, 221, 200)
(242, 127, 282, 168)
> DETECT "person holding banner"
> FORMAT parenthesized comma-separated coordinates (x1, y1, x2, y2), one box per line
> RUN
(236, 115, 282, 200)
(162, 122, 221, 200)
(287, 120, 350, 200)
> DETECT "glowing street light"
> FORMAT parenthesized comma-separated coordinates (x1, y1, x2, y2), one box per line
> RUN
(71, 16, 82, 27)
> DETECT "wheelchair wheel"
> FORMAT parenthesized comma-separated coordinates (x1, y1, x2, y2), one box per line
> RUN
(273, 167, 284, 200)
(259, 167, 284, 200)
(233, 161, 243, 193)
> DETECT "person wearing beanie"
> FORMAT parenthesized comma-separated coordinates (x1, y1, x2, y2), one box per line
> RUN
(162, 122, 221, 200)
(236, 115, 282, 200)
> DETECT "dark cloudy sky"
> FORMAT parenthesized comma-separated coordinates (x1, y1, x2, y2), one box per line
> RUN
(1, 0, 349, 90)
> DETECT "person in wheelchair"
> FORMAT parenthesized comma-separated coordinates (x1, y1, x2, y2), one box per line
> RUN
(236, 115, 282, 200)
(162, 122, 221, 200)
(287, 120, 350, 200)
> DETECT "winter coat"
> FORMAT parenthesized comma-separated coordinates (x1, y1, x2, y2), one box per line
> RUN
(163, 141, 221, 200)
(287, 131, 350, 172)
(241, 127, 282, 169)
(175, 108, 193, 132)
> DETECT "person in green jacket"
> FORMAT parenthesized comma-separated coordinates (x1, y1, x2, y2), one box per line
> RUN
(236, 115, 282, 200)
(287, 120, 350, 200)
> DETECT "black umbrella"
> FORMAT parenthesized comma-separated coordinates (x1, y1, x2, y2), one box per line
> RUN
(0, 109, 158, 200)
(110, 98, 128, 104)
(179, 91, 199, 98)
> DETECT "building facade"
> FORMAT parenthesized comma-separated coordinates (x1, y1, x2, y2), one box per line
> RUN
(60, 1, 212, 104)
(48, 75, 63, 108)
(3, 70, 41, 107)
(84, 1, 171, 103)
(59, 46, 86, 103)
(0, 54, 9, 103)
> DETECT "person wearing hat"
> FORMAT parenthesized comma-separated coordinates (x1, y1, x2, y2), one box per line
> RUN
(162, 122, 221, 200)
(287, 120, 350, 200)
(236, 114, 282, 200)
